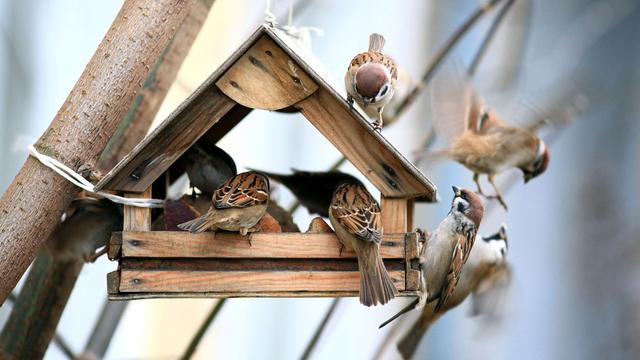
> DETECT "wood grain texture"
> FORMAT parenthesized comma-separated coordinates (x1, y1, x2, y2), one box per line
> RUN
(216, 35, 318, 110)
(97, 0, 215, 171)
(124, 188, 152, 231)
(296, 87, 435, 199)
(120, 231, 407, 259)
(381, 197, 410, 233)
(119, 270, 405, 293)
(109, 290, 420, 300)
(96, 87, 236, 192)
(107, 232, 122, 261)
(0, 0, 192, 303)
(96, 27, 267, 192)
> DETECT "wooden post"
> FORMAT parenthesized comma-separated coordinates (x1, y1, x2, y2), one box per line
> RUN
(380, 197, 411, 233)
(0, 0, 192, 303)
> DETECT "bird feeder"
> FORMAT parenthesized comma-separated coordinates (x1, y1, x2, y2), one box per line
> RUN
(99, 25, 437, 300)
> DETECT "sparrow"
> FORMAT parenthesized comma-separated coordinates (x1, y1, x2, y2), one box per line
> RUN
(363, 66, 412, 127)
(392, 225, 510, 359)
(45, 197, 123, 262)
(345, 33, 397, 131)
(251, 168, 361, 217)
(184, 143, 237, 195)
(329, 181, 398, 306)
(378, 186, 484, 326)
(177, 171, 270, 235)
(431, 66, 550, 210)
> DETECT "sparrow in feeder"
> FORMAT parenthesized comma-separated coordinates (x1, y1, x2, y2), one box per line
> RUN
(45, 197, 122, 262)
(389, 225, 510, 359)
(252, 168, 361, 217)
(429, 66, 550, 210)
(184, 143, 237, 195)
(378, 186, 483, 320)
(178, 171, 270, 235)
(345, 33, 397, 131)
(329, 181, 398, 306)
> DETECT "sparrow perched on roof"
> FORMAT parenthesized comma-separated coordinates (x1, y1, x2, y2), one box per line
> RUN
(178, 171, 270, 235)
(378, 186, 484, 323)
(184, 143, 237, 195)
(329, 181, 398, 306)
(430, 66, 550, 210)
(345, 33, 397, 131)
(390, 225, 510, 359)
(363, 66, 412, 127)
(45, 197, 123, 262)
(252, 168, 361, 217)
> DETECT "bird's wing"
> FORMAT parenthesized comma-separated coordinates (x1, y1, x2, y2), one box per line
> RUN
(433, 230, 476, 312)
(471, 263, 513, 318)
(330, 183, 381, 244)
(431, 62, 487, 145)
(213, 172, 269, 209)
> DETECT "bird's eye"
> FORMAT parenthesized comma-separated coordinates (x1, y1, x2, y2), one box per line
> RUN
(379, 85, 388, 97)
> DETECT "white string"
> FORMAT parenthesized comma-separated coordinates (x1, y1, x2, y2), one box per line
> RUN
(264, 0, 277, 27)
(28, 145, 165, 208)
(263, 0, 323, 50)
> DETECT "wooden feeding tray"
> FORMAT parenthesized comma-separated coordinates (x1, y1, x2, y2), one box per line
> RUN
(107, 231, 421, 299)
(97, 24, 437, 300)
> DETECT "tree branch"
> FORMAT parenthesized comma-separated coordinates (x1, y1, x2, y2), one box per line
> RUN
(0, 0, 193, 304)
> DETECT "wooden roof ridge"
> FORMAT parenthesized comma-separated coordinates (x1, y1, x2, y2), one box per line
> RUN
(95, 25, 437, 202)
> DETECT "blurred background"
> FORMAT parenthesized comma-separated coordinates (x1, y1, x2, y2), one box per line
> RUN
(0, 0, 639, 359)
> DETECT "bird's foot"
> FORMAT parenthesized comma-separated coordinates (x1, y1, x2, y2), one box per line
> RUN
(347, 95, 354, 109)
(372, 122, 383, 132)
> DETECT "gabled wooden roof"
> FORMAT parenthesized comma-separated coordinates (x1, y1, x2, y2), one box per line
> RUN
(95, 25, 437, 201)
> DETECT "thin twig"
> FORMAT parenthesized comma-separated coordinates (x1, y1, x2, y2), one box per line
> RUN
(389, 0, 504, 120)
(468, 0, 516, 75)
(180, 299, 227, 360)
(299, 298, 342, 360)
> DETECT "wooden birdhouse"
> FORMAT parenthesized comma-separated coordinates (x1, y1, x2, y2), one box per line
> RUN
(99, 25, 437, 300)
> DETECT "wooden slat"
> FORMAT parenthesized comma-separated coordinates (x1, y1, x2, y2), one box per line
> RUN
(107, 232, 122, 261)
(296, 87, 435, 200)
(124, 188, 152, 231)
(119, 270, 405, 293)
(381, 197, 409, 233)
(121, 231, 406, 259)
(95, 89, 236, 192)
(95, 27, 270, 192)
(216, 35, 318, 110)
(109, 290, 420, 300)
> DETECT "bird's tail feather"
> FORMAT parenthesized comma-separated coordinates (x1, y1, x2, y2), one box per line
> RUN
(177, 215, 212, 233)
(379, 298, 420, 329)
(369, 33, 386, 52)
(359, 245, 398, 306)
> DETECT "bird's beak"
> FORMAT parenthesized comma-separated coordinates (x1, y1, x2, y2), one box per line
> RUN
(452, 186, 462, 197)
(523, 173, 533, 184)
(363, 98, 370, 109)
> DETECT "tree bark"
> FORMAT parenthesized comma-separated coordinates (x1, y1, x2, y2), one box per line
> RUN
(0, 0, 193, 304)
(97, 0, 215, 171)
(0, 253, 82, 359)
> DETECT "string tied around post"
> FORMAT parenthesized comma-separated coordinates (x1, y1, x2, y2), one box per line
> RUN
(28, 145, 165, 208)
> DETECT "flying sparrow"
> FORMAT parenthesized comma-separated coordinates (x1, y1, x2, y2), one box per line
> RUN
(178, 171, 270, 235)
(378, 186, 484, 326)
(431, 66, 550, 210)
(252, 168, 361, 217)
(345, 33, 397, 131)
(184, 143, 237, 195)
(392, 225, 510, 359)
(329, 181, 398, 306)
(45, 197, 123, 262)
